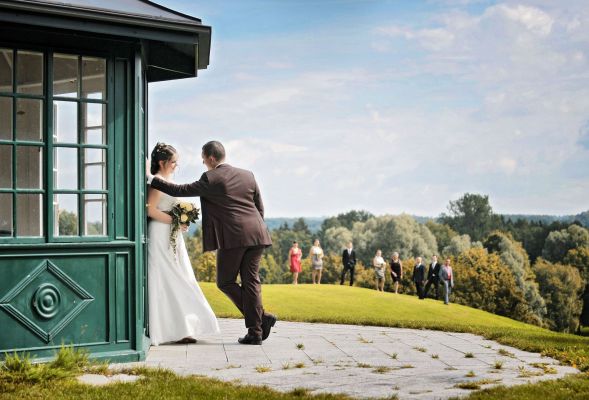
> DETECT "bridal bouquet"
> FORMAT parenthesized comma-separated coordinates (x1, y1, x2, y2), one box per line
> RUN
(169, 201, 200, 254)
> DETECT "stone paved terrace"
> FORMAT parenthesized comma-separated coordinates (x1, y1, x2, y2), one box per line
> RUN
(114, 318, 580, 400)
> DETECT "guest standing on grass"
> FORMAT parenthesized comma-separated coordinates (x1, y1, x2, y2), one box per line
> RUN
(373, 249, 386, 292)
(412, 256, 426, 300)
(289, 241, 302, 285)
(309, 239, 324, 284)
(390, 252, 403, 294)
(340, 241, 357, 286)
(440, 258, 454, 305)
(423, 255, 441, 299)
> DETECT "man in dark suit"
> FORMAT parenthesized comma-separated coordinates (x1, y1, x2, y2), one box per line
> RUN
(412, 256, 426, 299)
(340, 241, 357, 286)
(147, 141, 276, 345)
(423, 255, 441, 300)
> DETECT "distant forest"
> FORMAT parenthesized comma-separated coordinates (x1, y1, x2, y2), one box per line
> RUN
(264, 210, 589, 233)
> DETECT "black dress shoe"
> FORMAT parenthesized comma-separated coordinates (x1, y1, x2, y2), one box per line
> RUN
(238, 333, 262, 345)
(262, 314, 277, 341)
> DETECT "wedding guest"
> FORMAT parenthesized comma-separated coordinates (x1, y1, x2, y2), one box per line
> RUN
(340, 241, 357, 286)
(288, 241, 302, 285)
(440, 257, 454, 305)
(373, 249, 386, 291)
(412, 256, 426, 299)
(390, 252, 403, 294)
(309, 239, 324, 284)
(423, 255, 441, 299)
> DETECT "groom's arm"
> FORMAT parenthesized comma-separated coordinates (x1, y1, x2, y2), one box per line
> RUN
(149, 173, 211, 197)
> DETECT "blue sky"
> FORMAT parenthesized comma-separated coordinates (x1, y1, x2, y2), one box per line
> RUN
(149, 0, 589, 217)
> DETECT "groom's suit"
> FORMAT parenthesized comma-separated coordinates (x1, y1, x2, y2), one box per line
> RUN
(150, 164, 272, 337)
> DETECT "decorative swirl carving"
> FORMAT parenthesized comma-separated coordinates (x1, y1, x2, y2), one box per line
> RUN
(32, 283, 61, 319)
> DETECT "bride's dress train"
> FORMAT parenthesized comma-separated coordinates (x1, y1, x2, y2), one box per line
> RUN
(148, 191, 220, 345)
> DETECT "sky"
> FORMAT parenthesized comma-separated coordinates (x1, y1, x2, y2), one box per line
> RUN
(148, 0, 589, 218)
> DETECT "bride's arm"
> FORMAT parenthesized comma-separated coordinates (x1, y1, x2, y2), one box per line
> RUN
(147, 187, 173, 224)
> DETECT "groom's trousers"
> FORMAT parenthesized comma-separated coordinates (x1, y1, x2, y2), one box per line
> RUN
(216, 245, 266, 336)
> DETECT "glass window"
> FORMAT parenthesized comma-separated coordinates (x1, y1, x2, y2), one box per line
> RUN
(0, 96, 11, 140)
(54, 194, 78, 236)
(0, 193, 12, 237)
(17, 51, 43, 95)
(53, 101, 77, 143)
(16, 193, 43, 237)
(53, 54, 78, 98)
(16, 98, 43, 141)
(0, 49, 13, 93)
(82, 57, 105, 100)
(84, 194, 106, 236)
(0, 144, 12, 188)
(83, 148, 105, 190)
(54, 147, 78, 190)
(82, 102, 105, 144)
(16, 146, 43, 189)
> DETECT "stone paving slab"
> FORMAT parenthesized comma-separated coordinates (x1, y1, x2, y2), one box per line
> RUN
(113, 318, 580, 400)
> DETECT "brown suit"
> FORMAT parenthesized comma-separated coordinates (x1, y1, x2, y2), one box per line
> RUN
(150, 164, 272, 336)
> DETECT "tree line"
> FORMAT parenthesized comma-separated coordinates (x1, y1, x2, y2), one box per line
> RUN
(185, 193, 589, 334)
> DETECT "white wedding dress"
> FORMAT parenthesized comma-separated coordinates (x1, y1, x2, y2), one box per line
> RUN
(148, 191, 220, 345)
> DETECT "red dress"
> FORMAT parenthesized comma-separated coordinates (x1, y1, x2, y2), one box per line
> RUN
(290, 248, 302, 273)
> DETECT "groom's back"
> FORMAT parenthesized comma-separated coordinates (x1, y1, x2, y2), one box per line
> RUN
(201, 164, 271, 251)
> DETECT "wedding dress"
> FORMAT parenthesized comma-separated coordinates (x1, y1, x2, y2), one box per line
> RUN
(148, 191, 220, 345)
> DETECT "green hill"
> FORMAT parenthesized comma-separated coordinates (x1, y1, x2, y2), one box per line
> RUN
(200, 282, 589, 371)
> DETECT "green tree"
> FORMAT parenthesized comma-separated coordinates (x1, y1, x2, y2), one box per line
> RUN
(322, 226, 353, 256)
(542, 225, 589, 263)
(534, 258, 583, 333)
(563, 247, 589, 327)
(58, 210, 78, 236)
(451, 248, 535, 323)
(440, 193, 500, 242)
(442, 234, 482, 256)
(484, 231, 546, 325)
(425, 221, 457, 252)
(351, 214, 438, 265)
(292, 218, 311, 235)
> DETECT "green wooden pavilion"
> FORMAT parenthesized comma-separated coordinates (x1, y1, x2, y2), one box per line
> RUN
(0, 0, 211, 362)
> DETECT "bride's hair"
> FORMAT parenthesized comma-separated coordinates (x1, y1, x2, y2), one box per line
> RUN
(150, 142, 177, 174)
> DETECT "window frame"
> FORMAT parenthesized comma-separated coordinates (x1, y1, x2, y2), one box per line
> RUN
(0, 45, 114, 244)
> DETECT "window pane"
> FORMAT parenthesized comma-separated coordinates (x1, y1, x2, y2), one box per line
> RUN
(83, 148, 105, 190)
(16, 98, 43, 141)
(53, 101, 77, 143)
(54, 194, 78, 236)
(82, 102, 105, 144)
(83, 194, 106, 236)
(16, 146, 43, 189)
(17, 51, 43, 95)
(0, 144, 12, 188)
(0, 193, 12, 237)
(54, 147, 77, 189)
(82, 57, 105, 100)
(53, 54, 78, 97)
(0, 96, 11, 140)
(0, 49, 13, 93)
(16, 193, 43, 237)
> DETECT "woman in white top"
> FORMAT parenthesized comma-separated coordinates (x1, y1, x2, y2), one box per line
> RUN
(309, 239, 324, 284)
(373, 249, 386, 291)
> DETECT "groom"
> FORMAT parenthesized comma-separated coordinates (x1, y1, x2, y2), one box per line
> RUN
(147, 141, 276, 345)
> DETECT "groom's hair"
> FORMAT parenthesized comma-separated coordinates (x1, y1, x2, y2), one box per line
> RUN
(202, 141, 225, 161)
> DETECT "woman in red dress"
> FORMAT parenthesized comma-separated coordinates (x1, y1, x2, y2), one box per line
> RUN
(289, 241, 303, 284)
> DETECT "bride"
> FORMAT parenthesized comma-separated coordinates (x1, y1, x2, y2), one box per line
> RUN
(147, 142, 220, 345)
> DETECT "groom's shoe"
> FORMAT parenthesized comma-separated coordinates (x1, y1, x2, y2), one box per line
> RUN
(262, 314, 277, 341)
(238, 333, 262, 345)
